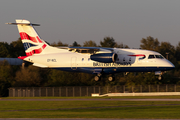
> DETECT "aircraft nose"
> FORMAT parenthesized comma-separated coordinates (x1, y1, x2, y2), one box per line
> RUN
(166, 60, 175, 70)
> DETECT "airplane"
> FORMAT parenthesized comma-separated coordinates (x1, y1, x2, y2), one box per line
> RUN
(6, 19, 175, 81)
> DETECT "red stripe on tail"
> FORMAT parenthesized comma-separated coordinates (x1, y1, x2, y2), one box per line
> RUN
(19, 32, 43, 43)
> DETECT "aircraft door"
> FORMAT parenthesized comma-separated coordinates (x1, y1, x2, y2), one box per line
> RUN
(71, 57, 77, 70)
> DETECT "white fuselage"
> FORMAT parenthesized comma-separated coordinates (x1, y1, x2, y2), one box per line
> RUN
(23, 48, 174, 74)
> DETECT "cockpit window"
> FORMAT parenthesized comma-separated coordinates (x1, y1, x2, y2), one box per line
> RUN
(148, 55, 164, 59)
(155, 55, 164, 59)
(148, 55, 155, 59)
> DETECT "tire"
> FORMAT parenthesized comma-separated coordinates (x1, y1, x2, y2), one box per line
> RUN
(158, 76, 162, 80)
(108, 76, 113, 81)
(94, 76, 99, 81)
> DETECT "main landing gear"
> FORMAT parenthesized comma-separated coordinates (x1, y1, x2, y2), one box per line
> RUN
(94, 74, 115, 82)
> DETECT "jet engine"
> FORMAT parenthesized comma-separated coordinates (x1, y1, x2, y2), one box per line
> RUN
(90, 53, 117, 63)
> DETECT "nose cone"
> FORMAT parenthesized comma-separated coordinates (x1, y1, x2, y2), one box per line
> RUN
(165, 60, 175, 70)
(156, 59, 175, 71)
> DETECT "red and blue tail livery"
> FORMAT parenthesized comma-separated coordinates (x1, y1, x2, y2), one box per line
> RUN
(14, 20, 47, 56)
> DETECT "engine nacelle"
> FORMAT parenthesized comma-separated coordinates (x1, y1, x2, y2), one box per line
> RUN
(90, 53, 117, 63)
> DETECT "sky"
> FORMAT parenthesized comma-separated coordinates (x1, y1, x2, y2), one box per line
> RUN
(1, 0, 180, 48)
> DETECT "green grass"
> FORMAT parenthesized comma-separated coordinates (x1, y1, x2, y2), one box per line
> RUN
(1, 100, 180, 118)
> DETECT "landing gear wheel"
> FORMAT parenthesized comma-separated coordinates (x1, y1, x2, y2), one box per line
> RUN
(108, 76, 114, 81)
(158, 75, 163, 80)
(158, 75, 162, 80)
(94, 76, 100, 81)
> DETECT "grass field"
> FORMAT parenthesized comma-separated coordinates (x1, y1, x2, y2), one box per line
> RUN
(0, 96, 180, 118)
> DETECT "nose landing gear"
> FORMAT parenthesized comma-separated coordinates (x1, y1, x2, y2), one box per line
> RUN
(155, 71, 163, 80)
(158, 75, 163, 80)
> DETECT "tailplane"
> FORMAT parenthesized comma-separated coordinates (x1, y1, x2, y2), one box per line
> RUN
(7, 19, 48, 56)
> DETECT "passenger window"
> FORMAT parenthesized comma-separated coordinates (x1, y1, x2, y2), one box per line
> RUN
(148, 55, 155, 59)
(129, 58, 131, 61)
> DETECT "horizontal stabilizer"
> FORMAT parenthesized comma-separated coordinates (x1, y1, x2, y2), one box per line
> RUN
(6, 23, 40, 26)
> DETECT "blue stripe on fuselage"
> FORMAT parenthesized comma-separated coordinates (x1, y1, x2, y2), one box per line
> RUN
(53, 67, 174, 74)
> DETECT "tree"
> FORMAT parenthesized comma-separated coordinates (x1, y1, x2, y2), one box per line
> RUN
(140, 36, 159, 51)
(46, 69, 95, 86)
(72, 41, 81, 47)
(100, 37, 116, 48)
(0, 42, 11, 57)
(125, 72, 159, 86)
(115, 42, 129, 48)
(0, 61, 14, 97)
(14, 66, 42, 87)
(158, 42, 176, 64)
(51, 40, 68, 47)
(175, 42, 180, 62)
(83, 40, 97, 47)
(10, 38, 26, 57)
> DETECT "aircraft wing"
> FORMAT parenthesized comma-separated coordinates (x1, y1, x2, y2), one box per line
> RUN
(67, 47, 113, 54)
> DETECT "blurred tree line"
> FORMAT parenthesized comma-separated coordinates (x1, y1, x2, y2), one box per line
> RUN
(0, 36, 180, 96)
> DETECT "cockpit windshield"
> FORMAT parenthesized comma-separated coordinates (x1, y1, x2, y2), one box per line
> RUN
(148, 55, 164, 59)
(148, 55, 155, 59)
(155, 55, 164, 59)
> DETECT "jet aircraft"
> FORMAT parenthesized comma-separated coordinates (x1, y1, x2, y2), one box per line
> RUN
(6, 19, 175, 81)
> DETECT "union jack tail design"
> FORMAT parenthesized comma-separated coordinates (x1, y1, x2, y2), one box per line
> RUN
(8, 20, 48, 56)
(16, 20, 48, 56)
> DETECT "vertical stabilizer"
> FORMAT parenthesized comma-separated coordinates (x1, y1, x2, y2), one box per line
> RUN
(6, 19, 62, 58)
(15, 20, 47, 56)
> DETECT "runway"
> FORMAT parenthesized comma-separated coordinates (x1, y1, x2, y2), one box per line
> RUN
(1, 98, 180, 101)
(0, 118, 179, 120)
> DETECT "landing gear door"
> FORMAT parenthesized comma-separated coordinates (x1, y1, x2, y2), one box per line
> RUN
(71, 57, 77, 70)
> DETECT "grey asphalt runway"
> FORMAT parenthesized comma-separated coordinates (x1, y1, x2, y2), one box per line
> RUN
(0, 118, 179, 120)
(1, 98, 180, 101)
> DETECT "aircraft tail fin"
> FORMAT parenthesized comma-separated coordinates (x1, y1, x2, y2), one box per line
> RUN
(7, 19, 48, 56)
